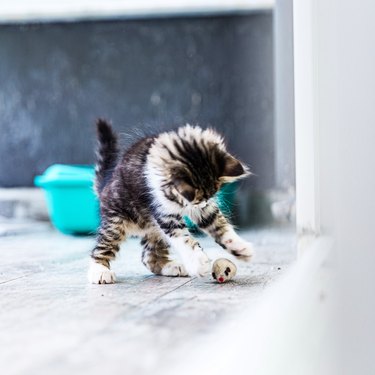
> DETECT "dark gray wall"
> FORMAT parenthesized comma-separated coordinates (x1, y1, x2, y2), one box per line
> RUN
(0, 13, 274, 188)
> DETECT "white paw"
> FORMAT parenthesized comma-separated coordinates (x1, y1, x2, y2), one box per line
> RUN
(226, 240, 255, 262)
(161, 261, 188, 277)
(88, 262, 116, 284)
(184, 251, 211, 278)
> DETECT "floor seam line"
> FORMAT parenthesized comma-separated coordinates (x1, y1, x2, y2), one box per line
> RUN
(142, 277, 196, 306)
(0, 274, 30, 285)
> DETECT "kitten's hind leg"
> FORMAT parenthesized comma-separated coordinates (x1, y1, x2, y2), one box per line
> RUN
(88, 217, 126, 284)
(141, 231, 188, 277)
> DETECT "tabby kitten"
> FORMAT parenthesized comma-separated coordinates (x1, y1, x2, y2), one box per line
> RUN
(88, 120, 254, 284)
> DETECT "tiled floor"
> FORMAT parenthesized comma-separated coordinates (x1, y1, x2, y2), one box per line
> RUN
(0, 223, 295, 375)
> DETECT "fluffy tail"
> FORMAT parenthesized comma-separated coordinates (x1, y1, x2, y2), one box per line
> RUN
(95, 119, 119, 194)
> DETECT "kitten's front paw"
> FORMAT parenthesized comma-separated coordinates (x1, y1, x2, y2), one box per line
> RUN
(185, 252, 211, 278)
(196, 256, 211, 278)
(161, 261, 188, 277)
(88, 262, 116, 284)
(226, 240, 255, 262)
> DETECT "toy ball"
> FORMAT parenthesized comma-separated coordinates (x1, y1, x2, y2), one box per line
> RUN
(212, 258, 237, 283)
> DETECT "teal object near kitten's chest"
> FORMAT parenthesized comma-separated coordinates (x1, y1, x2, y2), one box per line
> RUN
(35, 164, 236, 235)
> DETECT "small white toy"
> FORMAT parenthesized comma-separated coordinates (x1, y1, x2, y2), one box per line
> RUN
(211, 258, 237, 283)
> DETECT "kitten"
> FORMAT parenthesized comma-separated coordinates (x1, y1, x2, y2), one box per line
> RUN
(88, 119, 254, 284)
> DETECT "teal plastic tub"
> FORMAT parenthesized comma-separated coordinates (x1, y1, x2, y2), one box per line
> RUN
(34, 165, 100, 235)
(35, 164, 237, 235)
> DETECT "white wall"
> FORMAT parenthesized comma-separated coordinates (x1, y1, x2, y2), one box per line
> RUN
(0, 0, 273, 23)
(333, 1, 375, 374)
(295, 0, 375, 373)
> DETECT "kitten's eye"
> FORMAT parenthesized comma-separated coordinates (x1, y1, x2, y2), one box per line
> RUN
(212, 272, 217, 280)
(225, 267, 231, 276)
(173, 178, 196, 202)
(195, 190, 204, 202)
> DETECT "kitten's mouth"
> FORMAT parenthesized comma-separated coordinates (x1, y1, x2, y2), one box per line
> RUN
(195, 201, 207, 208)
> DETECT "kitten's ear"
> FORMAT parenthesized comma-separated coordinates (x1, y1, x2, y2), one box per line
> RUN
(220, 154, 250, 182)
(173, 178, 197, 202)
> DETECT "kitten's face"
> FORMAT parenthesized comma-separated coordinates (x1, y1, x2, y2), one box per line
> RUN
(147, 125, 249, 209)
(172, 173, 219, 207)
(170, 146, 248, 208)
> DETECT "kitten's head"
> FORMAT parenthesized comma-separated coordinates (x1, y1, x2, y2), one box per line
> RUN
(152, 125, 250, 207)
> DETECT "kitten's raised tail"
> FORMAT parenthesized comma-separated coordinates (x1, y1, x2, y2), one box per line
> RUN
(95, 119, 119, 194)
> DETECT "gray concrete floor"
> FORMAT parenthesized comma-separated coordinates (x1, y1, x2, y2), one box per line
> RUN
(0, 221, 296, 375)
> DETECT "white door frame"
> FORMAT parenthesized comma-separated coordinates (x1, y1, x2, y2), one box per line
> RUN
(293, 0, 320, 241)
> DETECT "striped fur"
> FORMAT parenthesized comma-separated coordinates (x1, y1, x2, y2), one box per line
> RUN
(94, 119, 119, 194)
(88, 121, 254, 284)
